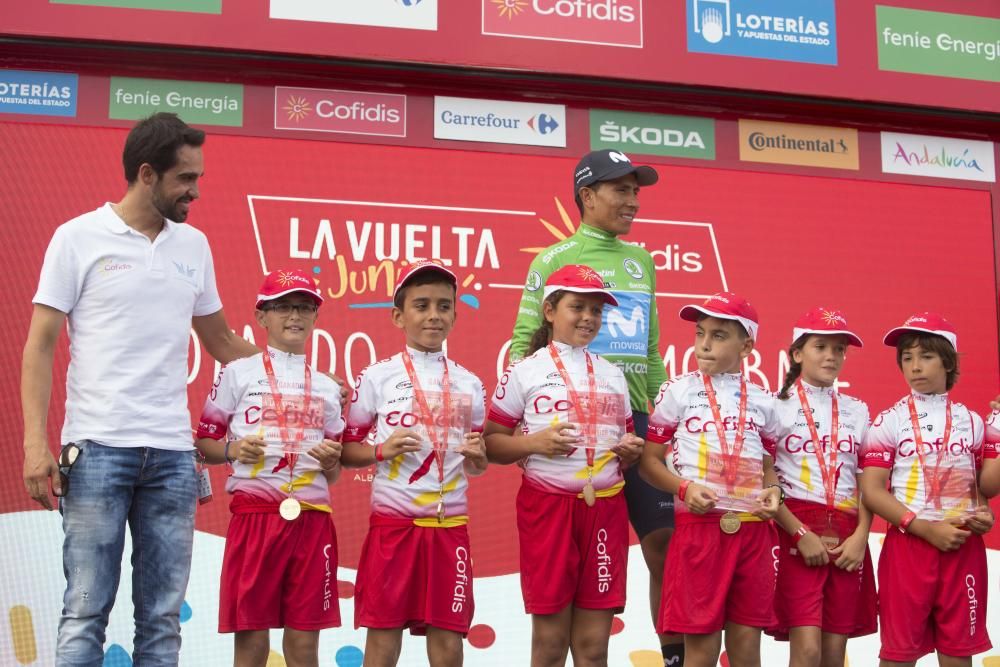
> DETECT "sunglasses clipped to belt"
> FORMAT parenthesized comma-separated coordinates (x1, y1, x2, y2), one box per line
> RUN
(53, 442, 81, 497)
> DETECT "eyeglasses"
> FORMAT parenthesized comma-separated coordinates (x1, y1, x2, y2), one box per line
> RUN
(261, 302, 319, 316)
(53, 443, 81, 498)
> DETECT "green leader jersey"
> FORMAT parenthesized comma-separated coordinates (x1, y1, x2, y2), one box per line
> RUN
(509, 223, 667, 413)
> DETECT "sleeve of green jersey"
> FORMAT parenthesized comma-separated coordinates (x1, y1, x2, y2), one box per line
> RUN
(644, 256, 667, 410)
(509, 253, 558, 363)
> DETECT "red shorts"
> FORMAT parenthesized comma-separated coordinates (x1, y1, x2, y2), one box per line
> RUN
(219, 494, 341, 632)
(516, 478, 628, 615)
(354, 514, 474, 635)
(659, 513, 778, 634)
(771, 527, 878, 638)
(878, 529, 991, 661)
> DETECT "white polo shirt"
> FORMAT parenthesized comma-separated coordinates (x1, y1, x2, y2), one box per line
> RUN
(33, 203, 222, 450)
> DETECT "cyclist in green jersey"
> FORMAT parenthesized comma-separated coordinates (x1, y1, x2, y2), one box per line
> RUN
(509, 149, 683, 666)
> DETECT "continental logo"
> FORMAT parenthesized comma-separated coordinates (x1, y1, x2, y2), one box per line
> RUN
(738, 119, 858, 170)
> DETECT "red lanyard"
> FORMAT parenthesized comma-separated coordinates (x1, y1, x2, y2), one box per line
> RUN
(907, 394, 951, 509)
(401, 349, 451, 485)
(261, 350, 312, 477)
(548, 344, 597, 468)
(702, 372, 747, 492)
(795, 379, 839, 512)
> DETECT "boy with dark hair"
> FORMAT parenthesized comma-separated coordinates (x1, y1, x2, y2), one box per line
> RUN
(640, 292, 783, 667)
(861, 313, 993, 667)
(341, 259, 488, 667)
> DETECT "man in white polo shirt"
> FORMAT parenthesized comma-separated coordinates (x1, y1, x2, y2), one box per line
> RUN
(21, 113, 257, 666)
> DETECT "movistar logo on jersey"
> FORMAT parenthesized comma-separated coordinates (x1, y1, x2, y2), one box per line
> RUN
(590, 291, 650, 358)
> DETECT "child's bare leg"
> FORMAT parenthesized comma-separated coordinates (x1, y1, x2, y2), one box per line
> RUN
(936, 654, 972, 667)
(531, 606, 573, 667)
(426, 626, 463, 667)
(788, 626, 822, 667)
(723, 622, 761, 667)
(282, 628, 319, 667)
(364, 628, 403, 667)
(683, 631, 722, 667)
(818, 631, 848, 667)
(234, 630, 270, 667)
(568, 607, 613, 667)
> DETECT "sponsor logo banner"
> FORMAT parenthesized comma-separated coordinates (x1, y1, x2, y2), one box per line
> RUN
(687, 0, 837, 65)
(880, 132, 996, 183)
(590, 109, 715, 160)
(109, 77, 243, 127)
(590, 291, 650, 357)
(274, 87, 407, 137)
(482, 0, 643, 48)
(50, 0, 221, 11)
(738, 119, 858, 170)
(0, 70, 77, 117)
(434, 96, 566, 147)
(269, 0, 437, 31)
(876, 6, 1000, 83)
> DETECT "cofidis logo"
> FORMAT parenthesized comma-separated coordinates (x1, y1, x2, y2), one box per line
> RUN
(880, 132, 996, 183)
(0, 70, 77, 118)
(434, 96, 566, 147)
(482, 0, 643, 48)
(687, 0, 837, 65)
(270, 0, 437, 31)
(274, 87, 406, 137)
(739, 119, 858, 170)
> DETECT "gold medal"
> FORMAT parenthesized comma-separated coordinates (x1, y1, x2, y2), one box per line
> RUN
(279, 497, 301, 521)
(582, 481, 596, 507)
(436, 497, 445, 523)
(820, 531, 840, 550)
(720, 511, 741, 534)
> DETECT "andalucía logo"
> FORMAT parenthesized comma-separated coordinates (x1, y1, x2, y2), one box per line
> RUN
(482, 0, 643, 48)
(434, 96, 566, 147)
(687, 0, 837, 65)
(880, 132, 996, 183)
(274, 87, 407, 137)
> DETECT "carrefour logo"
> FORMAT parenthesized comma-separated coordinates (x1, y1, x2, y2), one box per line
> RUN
(687, 0, 837, 65)
(434, 96, 566, 147)
(528, 113, 560, 135)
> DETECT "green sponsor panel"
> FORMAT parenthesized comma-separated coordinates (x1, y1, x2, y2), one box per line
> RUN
(590, 109, 715, 160)
(51, 0, 221, 13)
(109, 77, 243, 126)
(876, 6, 1000, 83)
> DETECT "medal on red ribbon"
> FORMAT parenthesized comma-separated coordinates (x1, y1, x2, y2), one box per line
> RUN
(907, 394, 952, 515)
(702, 373, 747, 533)
(795, 379, 841, 549)
(401, 350, 452, 523)
(548, 344, 598, 507)
(262, 351, 312, 521)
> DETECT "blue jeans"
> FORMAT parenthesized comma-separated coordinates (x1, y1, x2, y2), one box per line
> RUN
(56, 441, 197, 667)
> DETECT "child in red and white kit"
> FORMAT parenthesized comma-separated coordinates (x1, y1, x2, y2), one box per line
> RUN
(769, 307, 877, 666)
(340, 259, 488, 667)
(639, 291, 783, 667)
(484, 264, 643, 667)
(195, 268, 345, 666)
(861, 313, 994, 667)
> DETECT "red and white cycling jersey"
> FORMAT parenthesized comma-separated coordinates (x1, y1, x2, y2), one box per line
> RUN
(647, 371, 780, 515)
(196, 347, 345, 511)
(344, 348, 486, 521)
(488, 342, 633, 495)
(982, 409, 1000, 460)
(861, 392, 984, 519)
(772, 382, 870, 511)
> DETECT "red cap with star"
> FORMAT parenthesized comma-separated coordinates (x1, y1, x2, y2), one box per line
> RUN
(255, 268, 323, 309)
(792, 307, 863, 347)
(543, 264, 619, 306)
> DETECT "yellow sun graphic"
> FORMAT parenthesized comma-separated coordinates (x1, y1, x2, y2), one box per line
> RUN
(492, 0, 528, 20)
(283, 96, 312, 122)
(821, 309, 843, 326)
(520, 197, 578, 255)
(276, 270, 296, 287)
(577, 266, 601, 283)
